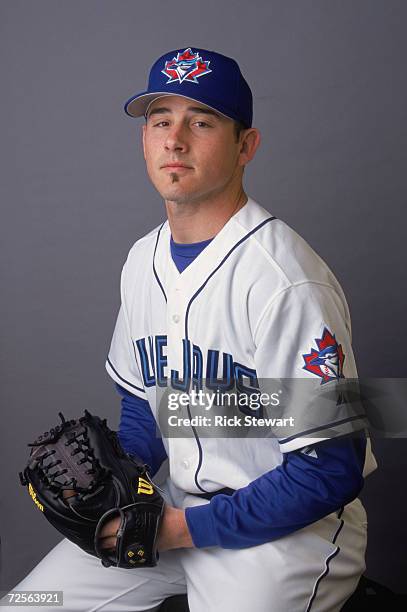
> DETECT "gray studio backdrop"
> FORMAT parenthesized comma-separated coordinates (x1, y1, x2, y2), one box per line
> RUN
(1, 0, 406, 595)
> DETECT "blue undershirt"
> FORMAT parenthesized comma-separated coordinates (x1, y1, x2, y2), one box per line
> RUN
(116, 235, 366, 549)
(170, 235, 214, 272)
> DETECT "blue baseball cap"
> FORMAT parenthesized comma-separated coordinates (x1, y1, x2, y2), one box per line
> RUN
(124, 47, 253, 128)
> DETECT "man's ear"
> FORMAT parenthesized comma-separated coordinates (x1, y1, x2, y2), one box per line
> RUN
(238, 128, 261, 167)
(142, 124, 147, 160)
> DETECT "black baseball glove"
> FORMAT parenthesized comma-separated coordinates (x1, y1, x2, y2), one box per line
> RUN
(19, 410, 164, 568)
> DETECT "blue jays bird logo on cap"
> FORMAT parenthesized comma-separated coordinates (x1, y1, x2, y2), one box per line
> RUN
(162, 48, 212, 84)
(302, 327, 345, 384)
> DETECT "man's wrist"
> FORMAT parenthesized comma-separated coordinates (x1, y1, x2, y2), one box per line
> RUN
(158, 506, 194, 551)
(176, 509, 194, 548)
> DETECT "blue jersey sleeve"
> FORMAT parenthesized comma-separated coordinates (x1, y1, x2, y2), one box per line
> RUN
(185, 434, 366, 549)
(116, 384, 167, 476)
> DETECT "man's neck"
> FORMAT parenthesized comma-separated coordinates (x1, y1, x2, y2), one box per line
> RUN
(165, 187, 248, 244)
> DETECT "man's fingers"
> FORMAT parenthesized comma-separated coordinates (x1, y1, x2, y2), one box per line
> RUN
(62, 489, 76, 499)
(99, 515, 121, 538)
(98, 536, 117, 550)
(97, 515, 121, 548)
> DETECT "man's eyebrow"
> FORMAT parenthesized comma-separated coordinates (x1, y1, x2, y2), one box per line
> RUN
(146, 106, 222, 119)
(187, 106, 221, 118)
(146, 107, 171, 117)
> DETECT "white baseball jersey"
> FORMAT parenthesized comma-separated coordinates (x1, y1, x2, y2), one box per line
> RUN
(106, 197, 376, 494)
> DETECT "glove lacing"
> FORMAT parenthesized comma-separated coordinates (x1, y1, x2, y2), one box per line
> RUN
(29, 412, 107, 498)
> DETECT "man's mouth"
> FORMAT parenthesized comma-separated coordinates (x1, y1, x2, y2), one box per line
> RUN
(161, 163, 193, 169)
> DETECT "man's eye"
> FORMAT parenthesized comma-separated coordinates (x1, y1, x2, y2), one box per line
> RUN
(193, 121, 211, 128)
(153, 120, 169, 127)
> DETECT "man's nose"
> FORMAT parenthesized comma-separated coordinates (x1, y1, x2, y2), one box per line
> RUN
(164, 124, 188, 152)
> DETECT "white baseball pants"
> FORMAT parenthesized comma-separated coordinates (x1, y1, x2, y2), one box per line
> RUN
(2, 479, 367, 612)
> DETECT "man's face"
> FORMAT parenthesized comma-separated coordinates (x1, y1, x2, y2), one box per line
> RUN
(142, 95, 244, 204)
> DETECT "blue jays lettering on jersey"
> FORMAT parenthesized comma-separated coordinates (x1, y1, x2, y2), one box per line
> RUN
(135, 333, 258, 396)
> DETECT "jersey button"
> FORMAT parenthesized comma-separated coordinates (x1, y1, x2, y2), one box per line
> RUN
(182, 460, 190, 469)
(172, 314, 180, 323)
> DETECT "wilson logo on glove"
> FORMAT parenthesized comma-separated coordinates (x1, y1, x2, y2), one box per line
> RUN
(28, 483, 44, 512)
(137, 477, 154, 495)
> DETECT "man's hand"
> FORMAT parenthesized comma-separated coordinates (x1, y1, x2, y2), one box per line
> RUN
(98, 505, 194, 552)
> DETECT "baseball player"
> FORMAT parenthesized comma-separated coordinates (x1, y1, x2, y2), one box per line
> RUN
(8, 47, 377, 612)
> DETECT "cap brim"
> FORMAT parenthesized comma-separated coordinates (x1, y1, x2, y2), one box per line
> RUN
(124, 92, 175, 118)
(124, 91, 238, 124)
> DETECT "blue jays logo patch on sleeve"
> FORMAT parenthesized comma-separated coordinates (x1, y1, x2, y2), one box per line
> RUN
(162, 48, 212, 84)
(302, 327, 345, 384)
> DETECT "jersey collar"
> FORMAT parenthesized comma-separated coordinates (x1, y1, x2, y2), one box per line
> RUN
(153, 197, 275, 297)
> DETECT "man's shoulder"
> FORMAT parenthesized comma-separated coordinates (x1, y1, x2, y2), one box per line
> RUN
(237, 198, 340, 288)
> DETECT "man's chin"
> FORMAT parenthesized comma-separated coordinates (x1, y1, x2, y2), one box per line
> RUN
(163, 195, 195, 205)
(157, 187, 199, 205)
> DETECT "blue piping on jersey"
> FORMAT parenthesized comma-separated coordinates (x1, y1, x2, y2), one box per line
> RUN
(183, 215, 277, 492)
(153, 223, 167, 303)
(106, 357, 146, 394)
(278, 414, 367, 446)
(186, 400, 207, 493)
(184, 216, 276, 339)
(306, 507, 345, 611)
